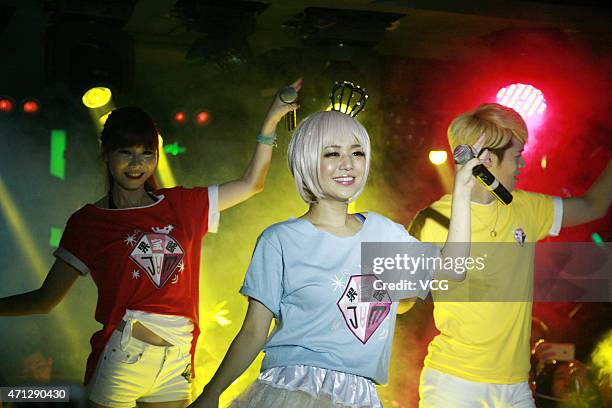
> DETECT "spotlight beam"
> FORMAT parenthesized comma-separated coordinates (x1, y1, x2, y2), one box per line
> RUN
(0, 175, 81, 347)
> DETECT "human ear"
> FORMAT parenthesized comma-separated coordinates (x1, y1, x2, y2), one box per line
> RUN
(482, 152, 496, 168)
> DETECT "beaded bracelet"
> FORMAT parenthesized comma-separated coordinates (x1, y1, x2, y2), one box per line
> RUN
(256, 132, 277, 146)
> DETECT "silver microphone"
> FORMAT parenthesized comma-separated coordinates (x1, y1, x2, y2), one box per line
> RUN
(279, 86, 298, 131)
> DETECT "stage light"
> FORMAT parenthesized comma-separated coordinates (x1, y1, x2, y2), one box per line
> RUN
(173, 111, 187, 125)
(50, 129, 66, 180)
(326, 103, 350, 114)
(0, 174, 81, 347)
(591, 330, 612, 380)
(49, 226, 62, 248)
(99, 112, 111, 126)
(164, 142, 187, 157)
(591, 233, 604, 249)
(195, 111, 210, 126)
(0, 96, 14, 113)
(82, 87, 112, 108)
(496, 83, 546, 120)
(156, 134, 177, 188)
(203, 301, 232, 327)
(22, 98, 40, 114)
(429, 150, 448, 165)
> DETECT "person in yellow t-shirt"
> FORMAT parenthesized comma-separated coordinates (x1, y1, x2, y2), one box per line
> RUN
(408, 103, 611, 408)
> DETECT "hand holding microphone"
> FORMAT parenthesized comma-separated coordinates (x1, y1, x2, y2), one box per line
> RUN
(279, 85, 299, 131)
(453, 136, 513, 205)
(259, 79, 302, 140)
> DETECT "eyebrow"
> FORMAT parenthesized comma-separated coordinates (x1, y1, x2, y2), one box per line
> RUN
(324, 144, 362, 149)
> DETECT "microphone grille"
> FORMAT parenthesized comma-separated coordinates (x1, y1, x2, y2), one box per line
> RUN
(279, 86, 298, 104)
(453, 144, 474, 165)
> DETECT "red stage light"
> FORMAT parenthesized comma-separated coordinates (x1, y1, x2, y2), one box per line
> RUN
(22, 99, 40, 114)
(174, 111, 187, 124)
(0, 97, 14, 113)
(496, 83, 546, 119)
(195, 111, 210, 126)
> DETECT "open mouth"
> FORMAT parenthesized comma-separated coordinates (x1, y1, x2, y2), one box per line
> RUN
(333, 176, 355, 186)
(125, 172, 145, 180)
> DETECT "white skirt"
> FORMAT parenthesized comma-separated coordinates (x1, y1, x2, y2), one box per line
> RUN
(229, 365, 382, 408)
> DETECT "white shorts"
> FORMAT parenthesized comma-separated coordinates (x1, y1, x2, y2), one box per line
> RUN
(419, 367, 535, 408)
(87, 328, 192, 407)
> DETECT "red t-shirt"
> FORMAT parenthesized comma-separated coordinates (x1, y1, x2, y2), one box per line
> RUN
(54, 186, 217, 384)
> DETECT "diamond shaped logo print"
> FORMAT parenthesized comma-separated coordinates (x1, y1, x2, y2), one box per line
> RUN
(129, 233, 184, 288)
(337, 275, 392, 344)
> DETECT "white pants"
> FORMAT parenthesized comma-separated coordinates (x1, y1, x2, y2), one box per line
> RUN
(419, 367, 535, 408)
(87, 327, 192, 407)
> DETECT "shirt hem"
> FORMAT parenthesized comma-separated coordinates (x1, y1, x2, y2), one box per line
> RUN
(261, 360, 383, 385)
(424, 361, 528, 385)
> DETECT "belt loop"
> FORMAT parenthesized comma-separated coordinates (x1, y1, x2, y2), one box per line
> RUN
(120, 319, 133, 349)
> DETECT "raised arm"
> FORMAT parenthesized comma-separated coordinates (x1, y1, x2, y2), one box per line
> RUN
(191, 298, 274, 407)
(218, 79, 302, 211)
(561, 160, 611, 228)
(437, 136, 488, 281)
(0, 259, 80, 316)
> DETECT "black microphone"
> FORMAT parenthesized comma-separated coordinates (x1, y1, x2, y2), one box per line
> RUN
(279, 86, 298, 131)
(453, 144, 513, 205)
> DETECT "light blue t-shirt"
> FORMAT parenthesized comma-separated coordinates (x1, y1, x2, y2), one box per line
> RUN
(240, 212, 437, 384)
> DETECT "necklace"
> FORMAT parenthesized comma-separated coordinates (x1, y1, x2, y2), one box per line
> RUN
(473, 201, 500, 237)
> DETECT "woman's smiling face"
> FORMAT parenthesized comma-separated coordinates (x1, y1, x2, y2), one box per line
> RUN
(318, 132, 366, 203)
(107, 145, 158, 191)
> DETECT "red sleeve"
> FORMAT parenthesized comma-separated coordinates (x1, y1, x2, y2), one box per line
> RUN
(160, 186, 218, 236)
(53, 209, 92, 275)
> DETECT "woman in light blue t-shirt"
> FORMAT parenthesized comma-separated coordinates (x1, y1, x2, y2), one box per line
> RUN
(193, 109, 485, 408)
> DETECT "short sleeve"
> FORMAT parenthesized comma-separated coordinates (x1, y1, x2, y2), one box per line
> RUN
(166, 186, 220, 235)
(53, 212, 91, 276)
(239, 233, 284, 318)
(207, 185, 220, 233)
(521, 191, 561, 240)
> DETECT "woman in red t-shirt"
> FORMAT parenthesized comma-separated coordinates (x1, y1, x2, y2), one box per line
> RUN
(0, 79, 301, 408)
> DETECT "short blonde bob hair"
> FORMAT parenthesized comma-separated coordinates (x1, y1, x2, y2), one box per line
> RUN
(448, 103, 528, 161)
(288, 110, 371, 204)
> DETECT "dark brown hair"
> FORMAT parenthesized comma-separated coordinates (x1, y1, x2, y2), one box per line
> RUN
(100, 106, 159, 191)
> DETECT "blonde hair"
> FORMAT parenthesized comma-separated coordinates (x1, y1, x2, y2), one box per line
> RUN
(448, 103, 528, 160)
(287, 111, 371, 204)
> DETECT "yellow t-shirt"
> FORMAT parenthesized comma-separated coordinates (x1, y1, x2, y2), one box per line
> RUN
(409, 190, 562, 384)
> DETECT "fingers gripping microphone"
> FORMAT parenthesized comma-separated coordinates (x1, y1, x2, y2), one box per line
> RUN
(453, 144, 513, 205)
(279, 86, 298, 131)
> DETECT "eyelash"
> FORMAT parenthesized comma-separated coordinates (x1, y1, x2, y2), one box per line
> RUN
(324, 151, 365, 158)
(118, 150, 154, 155)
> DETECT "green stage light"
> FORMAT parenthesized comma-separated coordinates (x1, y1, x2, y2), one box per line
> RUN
(50, 129, 66, 180)
(164, 142, 187, 156)
(592, 232, 604, 248)
(50, 226, 63, 248)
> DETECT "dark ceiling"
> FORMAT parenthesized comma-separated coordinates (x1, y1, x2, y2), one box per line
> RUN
(0, 0, 609, 99)
(125, 0, 611, 60)
(2, 0, 610, 61)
